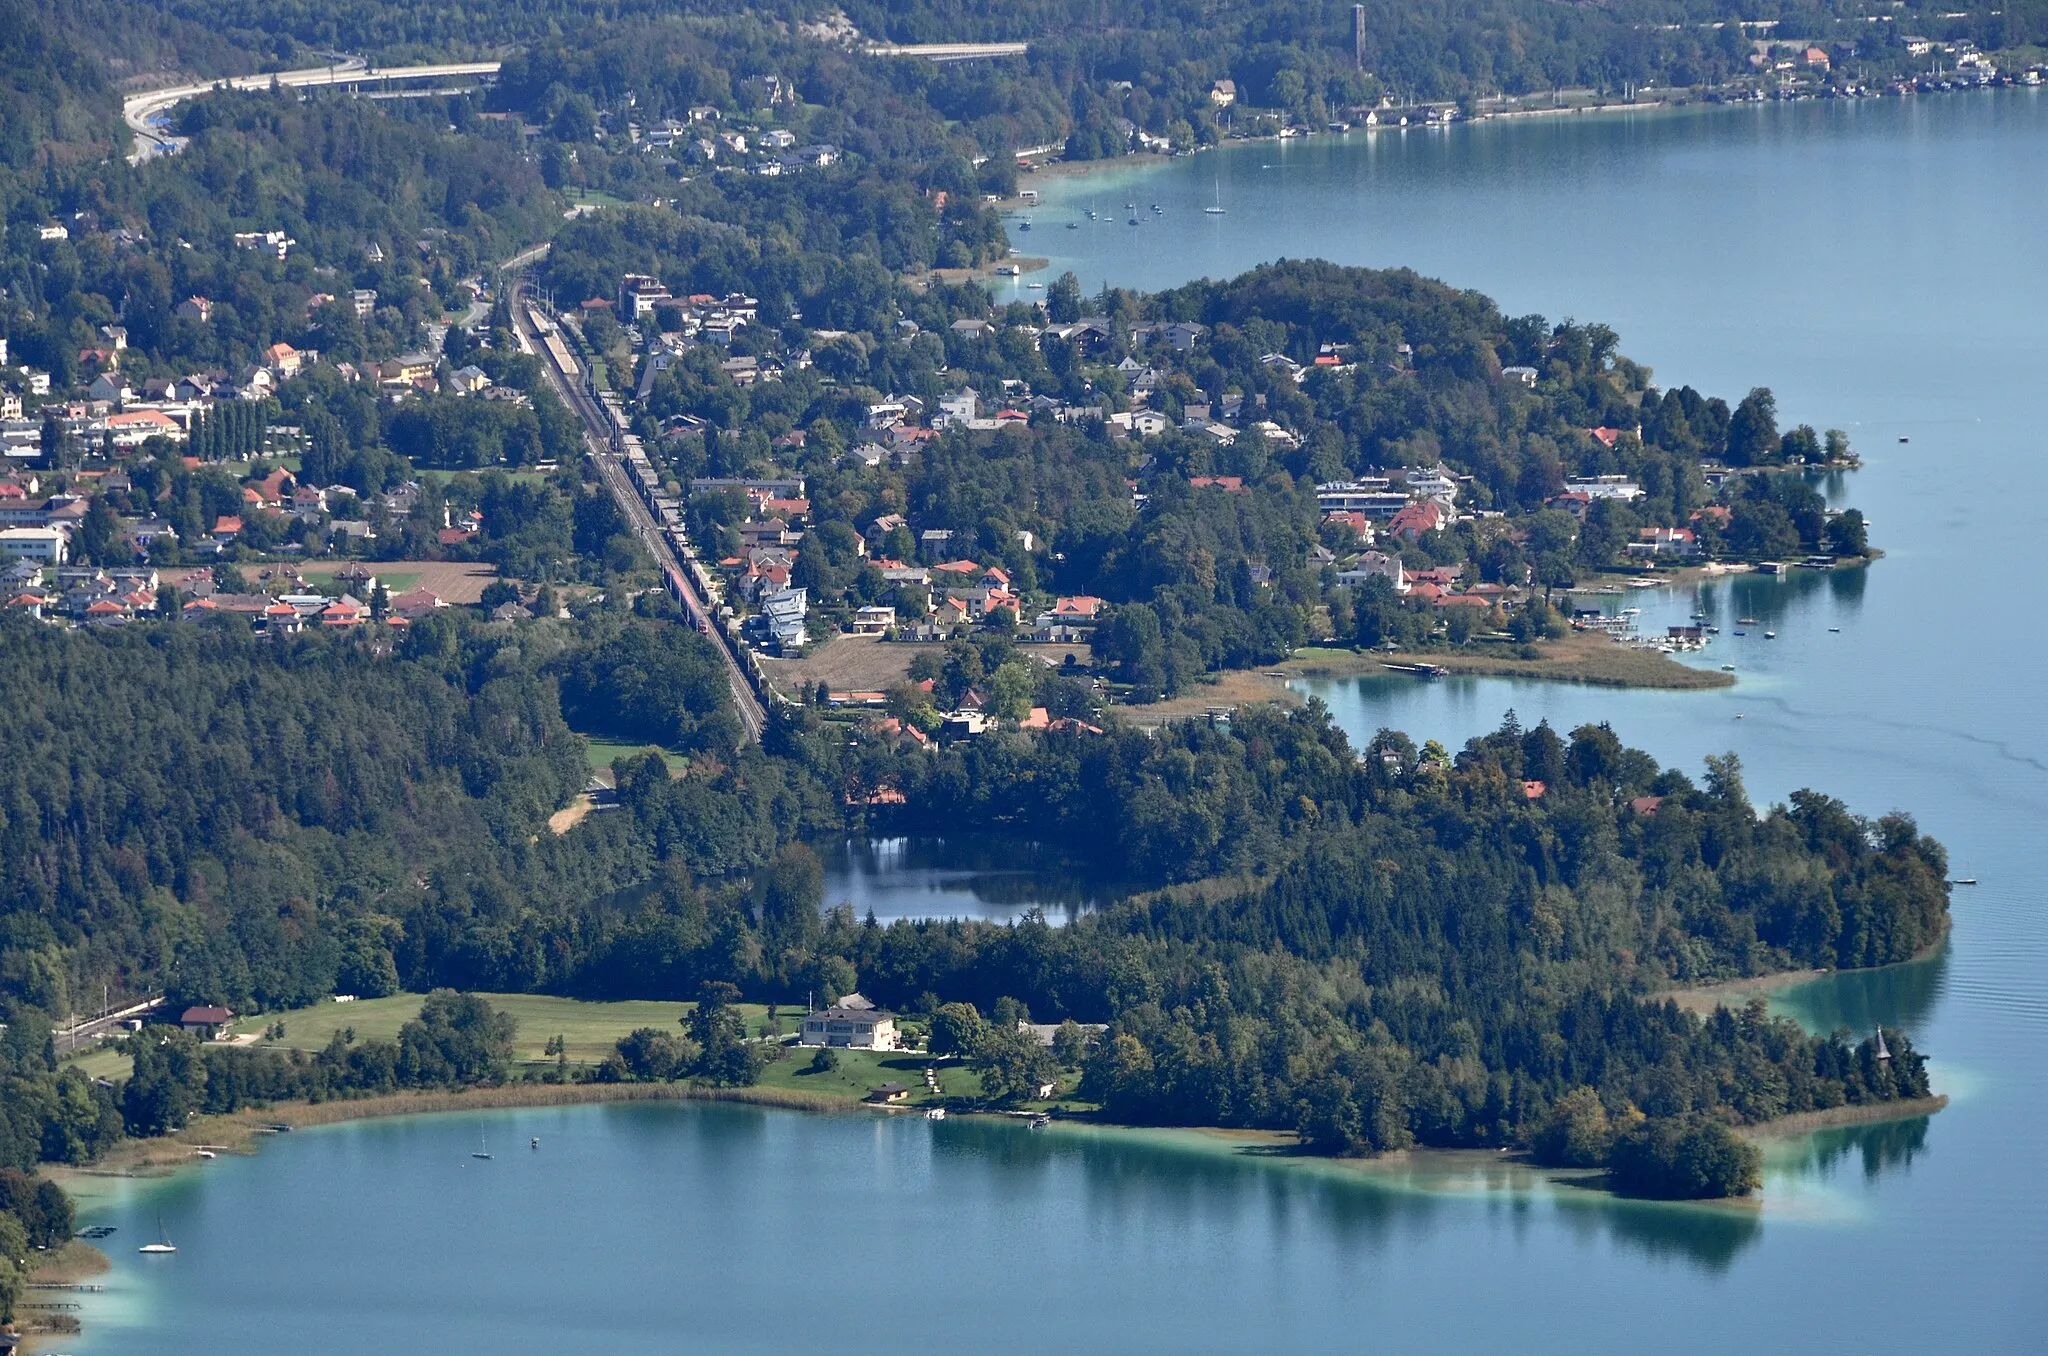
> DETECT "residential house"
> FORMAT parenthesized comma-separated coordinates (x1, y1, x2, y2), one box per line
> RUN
(179, 1005, 235, 1039)
(175, 296, 214, 323)
(1628, 527, 1701, 559)
(1335, 551, 1409, 594)
(264, 342, 304, 378)
(798, 994, 900, 1050)
(232, 230, 294, 259)
(1387, 500, 1446, 541)
(87, 372, 133, 404)
(851, 605, 896, 635)
(0, 527, 66, 564)
(1565, 475, 1643, 501)
(1210, 79, 1238, 106)
(1324, 510, 1376, 543)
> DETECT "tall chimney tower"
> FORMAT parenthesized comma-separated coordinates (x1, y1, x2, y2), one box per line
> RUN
(1353, 5, 1367, 71)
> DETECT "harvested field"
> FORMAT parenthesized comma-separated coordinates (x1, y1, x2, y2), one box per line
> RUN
(760, 634, 1093, 698)
(297, 560, 499, 603)
(1122, 667, 1301, 727)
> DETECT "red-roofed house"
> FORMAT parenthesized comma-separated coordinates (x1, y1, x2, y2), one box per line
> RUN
(931, 560, 981, 577)
(1387, 501, 1444, 542)
(1521, 780, 1547, 800)
(321, 596, 367, 626)
(1189, 475, 1248, 493)
(1630, 795, 1665, 816)
(212, 515, 244, 540)
(1325, 510, 1375, 541)
(1585, 426, 1623, 449)
(1629, 527, 1700, 559)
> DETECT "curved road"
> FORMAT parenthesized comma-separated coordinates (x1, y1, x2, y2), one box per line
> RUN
(124, 58, 502, 161)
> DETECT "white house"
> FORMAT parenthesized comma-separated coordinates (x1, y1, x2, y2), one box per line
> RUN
(1336, 550, 1409, 594)
(798, 993, 901, 1050)
(0, 527, 68, 564)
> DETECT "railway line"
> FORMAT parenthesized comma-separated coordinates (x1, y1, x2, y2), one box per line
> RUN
(511, 284, 769, 742)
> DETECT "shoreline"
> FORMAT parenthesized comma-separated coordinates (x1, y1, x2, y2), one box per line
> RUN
(1659, 922, 1951, 1017)
(48, 1060, 1950, 1196)
(1284, 629, 1733, 691)
(1741, 1094, 1948, 1141)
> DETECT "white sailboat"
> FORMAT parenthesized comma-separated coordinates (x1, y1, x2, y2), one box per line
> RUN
(1205, 178, 1227, 214)
(472, 1131, 492, 1161)
(139, 1214, 176, 1254)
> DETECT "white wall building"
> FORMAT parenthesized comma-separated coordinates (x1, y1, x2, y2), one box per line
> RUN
(798, 994, 901, 1050)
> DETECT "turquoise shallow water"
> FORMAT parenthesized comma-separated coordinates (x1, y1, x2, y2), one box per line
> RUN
(71, 92, 2048, 1352)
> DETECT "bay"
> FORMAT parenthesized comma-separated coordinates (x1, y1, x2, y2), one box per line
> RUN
(68, 93, 2048, 1353)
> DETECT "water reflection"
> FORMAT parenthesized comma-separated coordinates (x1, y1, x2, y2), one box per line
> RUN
(1773, 943, 1951, 1036)
(937, 1116, 1763, 1273)
(1772, 1115, 1934, 1185)
(815, 835, 1128, 924)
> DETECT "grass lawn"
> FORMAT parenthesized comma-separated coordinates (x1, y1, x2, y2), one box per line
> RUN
(230, 992, 780, 1068)
(62, 1045, 132, 1082)
(756, 1047, 983, 1105)
(583, 737, 687, 773)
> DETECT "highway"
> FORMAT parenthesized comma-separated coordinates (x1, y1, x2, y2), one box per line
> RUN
(124, 59, 503, 162)
(510, 283, 768, 742)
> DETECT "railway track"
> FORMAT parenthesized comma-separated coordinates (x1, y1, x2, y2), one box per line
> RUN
(511, 284, 768, 742)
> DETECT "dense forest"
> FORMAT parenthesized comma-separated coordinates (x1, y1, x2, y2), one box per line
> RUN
(0, 614, 1945, 1197)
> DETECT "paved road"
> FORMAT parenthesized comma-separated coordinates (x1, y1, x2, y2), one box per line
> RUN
(124, 59, 502, 161)
(510, 284, 767, 742)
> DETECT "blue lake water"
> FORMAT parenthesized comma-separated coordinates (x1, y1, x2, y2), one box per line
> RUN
(68, 92, 2048, 1352)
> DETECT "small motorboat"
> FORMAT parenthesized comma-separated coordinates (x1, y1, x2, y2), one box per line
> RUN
(1898, 435, 1910, 443)
(1828, 627, 1840, 633)
(1720, 665, 1736, 672)
(531, 1138, 540, 1149)
(925, 1108, 946, 1121)
(194, 1149, 216, 1160)
(1764, 631, 1777, 639)
(1733, 630, 1746, 636)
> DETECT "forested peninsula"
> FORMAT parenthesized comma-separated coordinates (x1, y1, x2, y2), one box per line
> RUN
(0, 616, 1946, 1257)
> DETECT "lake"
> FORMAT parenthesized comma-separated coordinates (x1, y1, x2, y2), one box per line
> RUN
(69, 92, 2048, 1352)
(814, 834, 1127, 924)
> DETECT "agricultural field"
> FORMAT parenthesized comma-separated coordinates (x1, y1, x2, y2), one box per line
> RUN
(226, 992, 785, 1068)
(296, 560, 500, 603)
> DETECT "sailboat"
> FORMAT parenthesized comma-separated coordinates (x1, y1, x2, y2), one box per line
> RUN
(1205, 178, 1227, 214)
(139, 1214, 176, 1254)
(472, 1132, 492, 1161)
